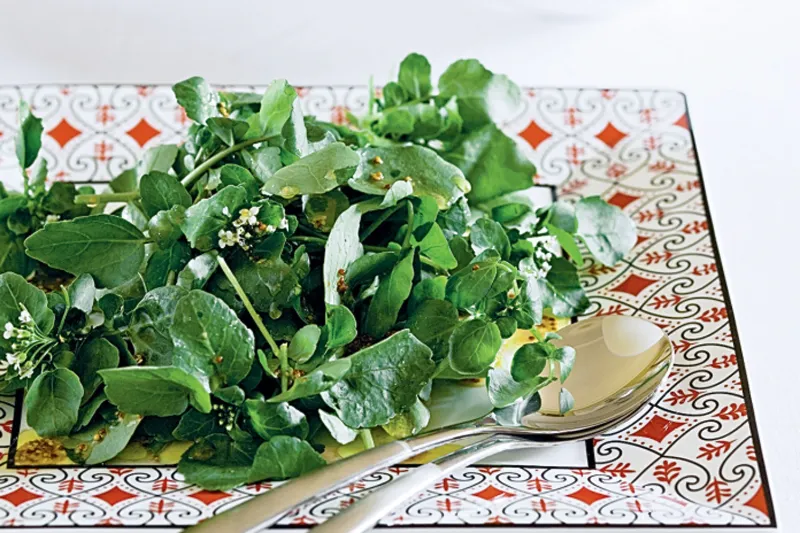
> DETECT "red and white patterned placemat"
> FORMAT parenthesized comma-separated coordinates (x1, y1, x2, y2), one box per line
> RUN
(0, 85, 775, 528)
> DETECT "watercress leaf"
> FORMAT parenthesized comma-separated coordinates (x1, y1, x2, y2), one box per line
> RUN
(268, 358, 351, 403)
(470, 217, 511, 260)
(230, 257, 300, 313)
(206, 117, 249, 146)
(382, 82, 406, 108)
(559, 388, 575, 414)
(345, 251, 399, 288)
(67, 273, 95, 315)
(15, 101, 43, 169)
(281, 97, 310, 157)
(41, 182, 78, 214)
(487, 367, 546, 408)
(252, 232, 286, 262)
(496, 316, 518, 338)
(445, 256, 514, 309)
(448, 318, 501, 375)
(244, 400, 308, 440)
(248, 435, 326, 482)
(242, 145, 282, 183)
(74, 338, 119, 403)
(219, 164, 260, 198)
(261, 142, 359, 198)
(350, 145, 470, 209)
(407, 276, 447, 314)
(259, 79, 297, 137)
(25, 215, 147, 288)
(128, 286, 187, 366)
(445, 124, 534, 204)
(511, 278, 543, 328)
(75, 392, 107, 431)
(99, 366, 211, 416)
(449, 235, 475, 272)
(318, 409, 357, 444)
(138, 145, 179, 177)
(415, 223, 457, 269)
(177, 251, 219, 290)
(382, 398, 430, 438)
(170, 290, 255, 389)
(173, 408, 225, 441)
(144, 240, 191, 290)
(575, 196, 636, 266)
(0, 230, 33, 278)
(437, 197, 470, 239)
(63, 409, 140, 465)
(548, 200, 578, 233)
(546, 223, 584, 266)
(438, 59, 522, 131)
(540, 257, 590, 317)
(363, 249, 415, 338)
(173, 77, 220, 124)
(179, 434, 259, 490)
(288, 325, 321, 364)
(398, 52, 432, 100)
(180, 185, 247, 251)
(376, 107, 415, 137)
(213, 385, 245, 406)
(25, 368, 83, 437)
(380, 180, 413, 207)
(322, 330, 434, 428)
(0, 272, 55, 351)
(407, 299, 459, 363)
(492, 203, 530, 225)
(303, 189, 349, 233)
(324, 305, 357, 350)
(323, 200, 377, 305)
(411, 196, 439, 238)
(554, 346, 576, 383)
(140, 171, 192, 217)
(510, 343, 548, 382)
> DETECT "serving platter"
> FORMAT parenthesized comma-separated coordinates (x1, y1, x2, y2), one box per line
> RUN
(0, 85, 775, 528)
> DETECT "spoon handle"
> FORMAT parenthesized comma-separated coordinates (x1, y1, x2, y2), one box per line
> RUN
(183, 426, 482, 533)
(310, 437, 532, 533)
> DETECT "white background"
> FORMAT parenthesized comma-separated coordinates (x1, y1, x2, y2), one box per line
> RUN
(1, 0, 799, 531)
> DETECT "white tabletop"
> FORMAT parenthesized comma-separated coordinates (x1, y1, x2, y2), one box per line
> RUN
(0, 0, 798, 531)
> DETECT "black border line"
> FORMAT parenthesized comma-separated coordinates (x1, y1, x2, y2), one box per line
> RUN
(0, 87, 775, 529)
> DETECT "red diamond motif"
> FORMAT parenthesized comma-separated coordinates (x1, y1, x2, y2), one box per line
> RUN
(519, 120, 552, 150)
(472, 485, 515, 501)
(631, 415, 685, 443)
(0, 487, 41, 506)
(126, 118, 160, 147)
(47, 118, 81, 148)
(94, 486, 137, 506)
(566, 487, 610, 505)
(612, 274, 657, 297)
(189, 489, 232, 505)
(607, 191, 640, 209)
(595, 122, 628, 148)
(743, 486, 769, 516)
(674, 114, 689, 129)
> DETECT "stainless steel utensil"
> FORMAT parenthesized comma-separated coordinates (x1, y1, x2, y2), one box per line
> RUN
(185, 315, 671, 533)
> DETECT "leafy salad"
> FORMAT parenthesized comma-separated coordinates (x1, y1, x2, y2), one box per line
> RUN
(0, 53, 635, 489)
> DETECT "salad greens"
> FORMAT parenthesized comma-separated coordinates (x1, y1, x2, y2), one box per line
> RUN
(0, 53, 635, 490)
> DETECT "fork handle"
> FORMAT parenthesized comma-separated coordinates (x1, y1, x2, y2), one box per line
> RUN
(310, 437, 531, 533)
(184, 426, 483, 533)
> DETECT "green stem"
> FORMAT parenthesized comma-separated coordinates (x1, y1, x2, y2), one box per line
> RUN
(419, 256, 448, 275)
(530, 326, 545, 343)
(289, 236, 328, 247)
(166, 270, 177, 286)
(216, 255, 281, 358)
(278, 344, 289, 393)
(368, 75, 376, 116)
(360, 203, 404, 240)
(359, 428, 375, 450)
(181, 135, 272, 188)
(56, 286, 70, 337)
(402, 201, 415, 248)
(75, 191, 140, 205)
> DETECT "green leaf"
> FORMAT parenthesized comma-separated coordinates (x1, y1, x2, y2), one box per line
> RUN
(173, 77, 220, 124)
(376, 108, 414, 136)
(177, 251, 218, 290)
(100, 366, 211, 416)
(318, 410, 357, 444)
(268, 358, 351, 403)
(540, 257, 590, 317)
(25, 215, 147, 288)
(415, 223, 457, 270)
(66, 273, 95, 315)
(41, 182, 78, 214)
(25, 368, 83, 437)
(62, 409, 141, 465)
(575, 196, 636, 266)
(546, 223, 584, 266)
(207, 117, 250, 146)
(244, 400, 308, 440)
(15, 101, 43, 169)
(230, 257, 300, 313)
(350, 145, 470, 209)
(470, 218, 511, 260)
(445, 124, 535, 204)
(173, 408, 225, 441)
(491, 203, 530, 224)
(140, 171, 192, 217)
(128, 286, 186, 366)
(345, 251, 399, 288)
(448, 318, 501, 375)
(0, 273, 55, 352)
(180, 185, 247, 251)
(382, 398, 430, 438)
(261, 142, 359, 198)
(287, 325, 321, 363)
(219, 164, 260, 198)
(487, 367, 545, 408)
(496, 316, 517, 338)
(324, 305, 357, 350)
(554, 346, 576, 383)
(259, 79, 297, 137)
(548, 200, 578, 233)
(170, 290, 255, 389)
(303, 189, 349, 232)
(511, 278, 543, 328)
(138, 145, 179, 177)
(445, 253, 515, 309)
(248, 435, 326, 482)
(242, 145, 282, 183)
(438, 59, 522, 131)
(398, 52, 432, 100)
(74, 392, 107, 431)
(363, 250, 415, 338)
(510, 343, 548, 382)
(144, 240, 191, 290)
(559, 388, 575, 414)
(407, 299, 459, 363)
(214, 385, 245, 406)
(322, 330, 434, 428)
(407, 276, 447, 314)
(74, 338, 119, 403)
(178, 434, 259, 490)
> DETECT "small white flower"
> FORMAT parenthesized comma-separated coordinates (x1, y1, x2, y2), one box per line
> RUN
(19, 309, 32, 324)
(278, 217, 289, 230)
(3, 323, 14, 340)
(265, 224, 276, 234)
(19, 365, 34, 379)
(217, 229, 237, 249)
(6, 353, 19, 365)
(238, 207, 259, 227)
(45, 214, 61, 223)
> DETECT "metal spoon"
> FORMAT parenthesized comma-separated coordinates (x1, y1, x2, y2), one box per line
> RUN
(185, 315, 672, 533)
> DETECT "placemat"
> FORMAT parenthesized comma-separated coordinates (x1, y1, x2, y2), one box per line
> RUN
(0, 85, 775, 528)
